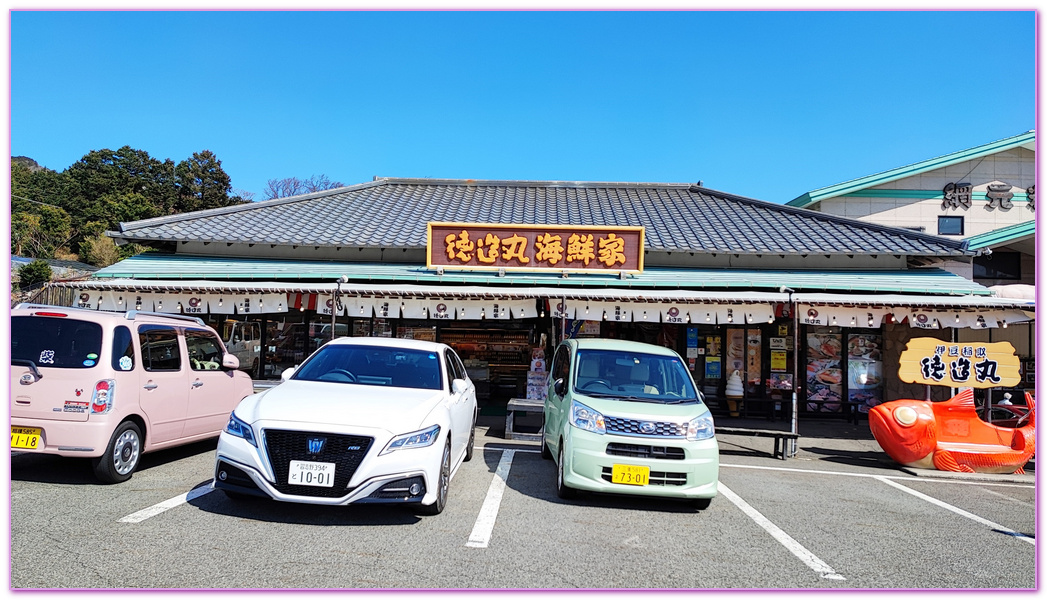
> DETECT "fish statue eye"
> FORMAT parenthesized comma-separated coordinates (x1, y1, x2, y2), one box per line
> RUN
(893, 406, 918, 427)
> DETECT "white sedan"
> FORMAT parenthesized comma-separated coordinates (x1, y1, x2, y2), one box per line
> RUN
(213, 337, 477, 515)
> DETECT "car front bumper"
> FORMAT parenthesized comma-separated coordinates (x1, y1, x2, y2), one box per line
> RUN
(562, 428, 719, 499)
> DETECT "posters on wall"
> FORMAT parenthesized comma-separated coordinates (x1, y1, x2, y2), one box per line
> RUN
(848, 333, 883, 412)
(806, 332, 843, 412)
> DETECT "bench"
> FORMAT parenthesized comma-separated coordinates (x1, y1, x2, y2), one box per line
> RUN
(505, 397, 545, 442)
(716, 427, 800, 460)
(803, 400, 862, 425)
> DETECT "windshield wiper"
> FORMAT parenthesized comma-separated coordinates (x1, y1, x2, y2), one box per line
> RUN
(12, 359, 43, 380)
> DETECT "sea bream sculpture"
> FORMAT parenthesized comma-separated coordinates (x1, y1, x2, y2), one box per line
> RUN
(868, 389, 1035, 474)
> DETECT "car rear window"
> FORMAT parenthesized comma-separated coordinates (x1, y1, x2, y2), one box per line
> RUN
(12, 316, 104, 369)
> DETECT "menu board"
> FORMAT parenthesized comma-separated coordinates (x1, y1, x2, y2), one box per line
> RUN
(806, 332, 843, 412)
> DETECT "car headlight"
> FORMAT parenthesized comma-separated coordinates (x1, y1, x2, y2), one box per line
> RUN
(225, 412, 257, 447)
(687, 415, 715, 441)
(381, 424, 441, 456)
(570, 400, 605, 434)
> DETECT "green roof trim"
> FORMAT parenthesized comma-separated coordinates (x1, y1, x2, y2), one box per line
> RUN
(965, 221, 1036, 250)
(788, 131, 1036, 208)
(92, 253, 993, 296)
(839, 189, 1031, 203)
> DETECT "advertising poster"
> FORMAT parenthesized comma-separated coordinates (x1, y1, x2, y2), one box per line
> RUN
(726, 329, 745, 373)
(771, 350, 788, 372)
(806, 332, 842, 412)
(705, 356, 722, 380)
(848, 333, 883, 412)
(746, 329, 761, 384)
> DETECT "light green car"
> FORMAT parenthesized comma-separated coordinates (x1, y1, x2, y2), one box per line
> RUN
(542, 338, 719, 509)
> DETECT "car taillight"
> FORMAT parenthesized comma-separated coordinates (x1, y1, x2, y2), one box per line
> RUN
(91, 380, 115, 414)
(31, 311, 68, 317)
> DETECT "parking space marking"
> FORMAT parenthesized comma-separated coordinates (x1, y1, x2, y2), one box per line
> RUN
(466, 449, 516, 548)
(723, 463, 1034, 489)
(874, 476, 1035, 545)
(718, 482, 845, 581)
(117, 484, 215, 524)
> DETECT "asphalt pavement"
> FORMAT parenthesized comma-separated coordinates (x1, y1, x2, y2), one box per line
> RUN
(475, 412, 1037, 486)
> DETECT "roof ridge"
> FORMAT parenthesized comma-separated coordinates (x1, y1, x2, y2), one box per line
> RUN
(373, 176, 698, 189)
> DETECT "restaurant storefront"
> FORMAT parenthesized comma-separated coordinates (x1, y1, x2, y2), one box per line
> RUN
(43, 177, 1034, 426)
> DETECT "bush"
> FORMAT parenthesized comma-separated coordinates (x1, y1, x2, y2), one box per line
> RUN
(18, 260, 53, 288)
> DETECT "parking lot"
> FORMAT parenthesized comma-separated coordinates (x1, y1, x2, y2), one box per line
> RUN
(10, 420, 1036, 590)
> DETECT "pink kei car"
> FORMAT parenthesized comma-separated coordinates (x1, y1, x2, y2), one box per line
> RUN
(10, 304, 254, 483)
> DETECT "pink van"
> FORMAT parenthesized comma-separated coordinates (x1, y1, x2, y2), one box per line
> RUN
(10, 304, 254, 483)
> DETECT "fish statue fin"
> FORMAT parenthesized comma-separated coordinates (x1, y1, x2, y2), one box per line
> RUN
(945, 388, 976, 408)
(932, 450, 974, 473)
(1013, 466, 1026, 475)
(1023, 392, 1036, 428)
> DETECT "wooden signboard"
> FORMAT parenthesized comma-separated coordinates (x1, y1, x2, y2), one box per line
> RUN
(427, 222, 644, 273)
(898, 338, 1021, 389)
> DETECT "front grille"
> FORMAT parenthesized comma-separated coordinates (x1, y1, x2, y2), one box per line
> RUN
(606, 442, 685, 460)
(605, 416, 686, 438)
(601, 466, 687, 486)
(263, 429, 373, 498)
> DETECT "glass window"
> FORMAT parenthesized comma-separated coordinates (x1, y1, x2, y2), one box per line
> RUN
(139, 326, 182, 371)
(293, 345, 442, 390)
(12, 316, 103, 369)
(185, 328, 224, 371)
(111, 325, 136, 372)
(973, 251, 1022, 280)
(551, 345, 570, 384)
(937, 216, 964, 235)
(573, 349, 699, 402)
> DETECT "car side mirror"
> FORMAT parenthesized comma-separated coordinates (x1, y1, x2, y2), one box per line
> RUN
(554, 378, 566, 397)
(222, 353, 240, 371)
(452, 379, 467, 395)
(281, 367, 297, 382)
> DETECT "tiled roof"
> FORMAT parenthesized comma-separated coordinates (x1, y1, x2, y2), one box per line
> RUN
(112, 178, 972, 257)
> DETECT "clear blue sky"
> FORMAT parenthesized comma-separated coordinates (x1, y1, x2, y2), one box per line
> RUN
(9, 10, 1037, 203)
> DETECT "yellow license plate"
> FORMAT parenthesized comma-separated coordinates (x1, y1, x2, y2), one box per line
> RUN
(11, 427, 42, 450)
(611, 464, 649, 486)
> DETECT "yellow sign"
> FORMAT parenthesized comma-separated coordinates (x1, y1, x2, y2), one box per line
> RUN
(898, 338, 1021, 389)
(770, 350, 788, 372)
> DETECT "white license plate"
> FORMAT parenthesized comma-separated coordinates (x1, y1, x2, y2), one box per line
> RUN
(288, 460, 335, 487)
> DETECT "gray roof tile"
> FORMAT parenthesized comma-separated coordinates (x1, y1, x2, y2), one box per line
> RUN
(113, 178, 971, 257)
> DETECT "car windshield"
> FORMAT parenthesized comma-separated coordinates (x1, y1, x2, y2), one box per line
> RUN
(573, 349, 700, 403)
(293, 345, 442, 390)
(12, 316, 103, 369)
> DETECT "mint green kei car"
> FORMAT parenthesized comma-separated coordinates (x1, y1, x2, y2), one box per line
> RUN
(542, 338, 718, 509)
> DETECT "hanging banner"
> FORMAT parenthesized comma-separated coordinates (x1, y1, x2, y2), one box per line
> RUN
(909, 311, 941, 329)
(318, 295, 345, 317)
(898, 338, 1021, 388)
(72, 290, 99, 310)
(587, 302, 634, 323)
(550, 299, 573, 320)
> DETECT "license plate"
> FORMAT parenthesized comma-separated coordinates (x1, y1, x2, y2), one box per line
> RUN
(11, 427, 42, 450)
(288, 460, 335, 487)
(611, 464, 649, 486)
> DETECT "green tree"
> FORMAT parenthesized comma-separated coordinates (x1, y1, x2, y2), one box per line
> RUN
(79, 234, 122, 267)
(17, 259, 53, 289)
(174, 150, 238, 213)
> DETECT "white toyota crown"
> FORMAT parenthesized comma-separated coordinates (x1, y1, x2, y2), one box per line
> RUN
(213, 337, 477, 515)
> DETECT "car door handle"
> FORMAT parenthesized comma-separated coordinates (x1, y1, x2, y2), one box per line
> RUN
(192, 380, 204, 388)
(143, 383, 158, 390)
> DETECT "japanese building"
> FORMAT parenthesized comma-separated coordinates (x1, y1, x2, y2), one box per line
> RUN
(49, 174, 1034, 424)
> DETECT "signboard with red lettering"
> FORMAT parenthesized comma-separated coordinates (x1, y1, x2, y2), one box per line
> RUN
(898, 338, 1021, 388)
(427, 222, 645, 273)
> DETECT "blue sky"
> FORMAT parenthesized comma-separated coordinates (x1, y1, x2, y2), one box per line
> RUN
(9, 10, 1037, 203)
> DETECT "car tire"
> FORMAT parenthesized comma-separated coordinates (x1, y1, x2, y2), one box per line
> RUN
(464, 411, 476, 462)
(92, 421, 143, 484)
(556, 442, 576, 499)
(692, 498, 713, 511)
(420, 438, 451, 515)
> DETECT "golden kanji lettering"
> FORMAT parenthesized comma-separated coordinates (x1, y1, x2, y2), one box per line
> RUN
(501, 233, 531, 264)
(534, 233, 564, 265)
(476, 233, 501, 264)
(445, 230, 475, 262)
(598, 233, 627, 267)
(566, 233, 595, 266)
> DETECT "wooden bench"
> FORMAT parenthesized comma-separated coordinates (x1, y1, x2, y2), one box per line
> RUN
(505, 397, 545, 442)
(716, 427, 800, 460)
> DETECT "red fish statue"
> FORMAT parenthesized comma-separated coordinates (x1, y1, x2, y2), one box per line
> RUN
(868, 389, 1035, 474)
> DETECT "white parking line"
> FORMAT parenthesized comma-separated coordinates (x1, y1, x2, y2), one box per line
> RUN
(466, 449, 516, 548)
(722, 463, 1034, 489)
(874, 476, 1035, 545)
(718, 482, 846, 581)
(117, 484, 215, 523)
